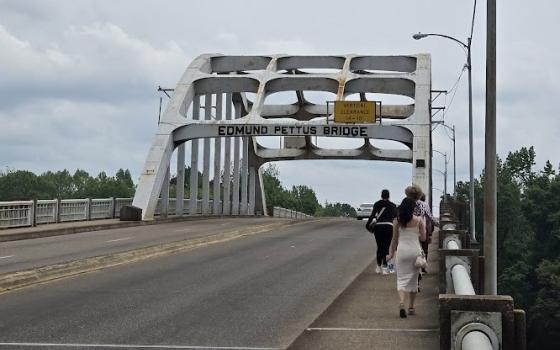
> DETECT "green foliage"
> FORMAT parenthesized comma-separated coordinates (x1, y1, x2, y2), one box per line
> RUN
(169, 166, 204, 199)
(290, 185, 320, 215)
(529, 258, 560, 348)
(316, 201, 357, 217)
(261, 165, 320, 215)
(0, 168, 135, 200)
(261, 164, 353, 217)
(262, 165, 293, 212)
(460, 146, 560, 349)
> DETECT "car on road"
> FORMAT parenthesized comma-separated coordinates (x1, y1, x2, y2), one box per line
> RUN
(356, 203, 374, 220)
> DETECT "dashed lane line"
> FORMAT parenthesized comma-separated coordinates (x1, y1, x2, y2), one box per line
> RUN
(0, 255, 14, 259)
(105, 237, 132, 243)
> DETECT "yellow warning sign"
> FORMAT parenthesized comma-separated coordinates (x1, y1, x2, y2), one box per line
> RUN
(334, 101, 376, 123)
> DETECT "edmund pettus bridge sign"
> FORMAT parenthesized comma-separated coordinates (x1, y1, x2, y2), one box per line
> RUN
(132, 54, 432, 220)
(217, 124, 370, 137)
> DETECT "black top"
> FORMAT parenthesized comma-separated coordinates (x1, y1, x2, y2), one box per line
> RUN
(366, 199, 397, 227)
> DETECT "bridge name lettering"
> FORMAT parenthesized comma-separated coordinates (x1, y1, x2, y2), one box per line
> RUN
(217, 125, 368, 137)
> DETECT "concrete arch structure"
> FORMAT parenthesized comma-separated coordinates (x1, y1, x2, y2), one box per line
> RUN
(132, 54, 432, 220)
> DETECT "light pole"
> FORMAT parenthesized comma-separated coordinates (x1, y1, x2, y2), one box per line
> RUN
(433, 122, 456, 196)
(413, 32, 476, 242)
(433, 150, 448, 201)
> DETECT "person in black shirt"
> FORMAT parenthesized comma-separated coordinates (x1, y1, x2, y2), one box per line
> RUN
(366, 189, 398, 274)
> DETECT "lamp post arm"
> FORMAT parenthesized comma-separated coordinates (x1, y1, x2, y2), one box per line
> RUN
(421, 33, 469, 49)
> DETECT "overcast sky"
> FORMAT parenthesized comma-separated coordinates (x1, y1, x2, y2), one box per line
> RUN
(1, 0, 558, 209)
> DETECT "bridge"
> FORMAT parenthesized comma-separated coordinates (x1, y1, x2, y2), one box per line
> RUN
(0, 199, 526, 349)
(0, 54, 525, 349)
(131, 54, 432, 220)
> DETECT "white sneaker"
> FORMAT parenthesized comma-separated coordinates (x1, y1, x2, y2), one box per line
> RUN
(382, 267, 389, 275)
(375, 265, 382, 274)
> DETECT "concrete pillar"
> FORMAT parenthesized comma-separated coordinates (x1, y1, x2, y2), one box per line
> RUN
(484, 0, 498, 295)
(411, 131, 431, 204)
(248, 138, 267, 216)
(189, 96, 200, 215)
(231, 103, 241, 215)
(240, 136, 249, 215)
(161, 166, 170, 218)
(248, 165, 256, 215)
(213, 93, 223, 215)
(176, 143, 185, 216)
(222, 93, 232, 215)
(254, 166, 267, 216)
(202, 94, 212, 215)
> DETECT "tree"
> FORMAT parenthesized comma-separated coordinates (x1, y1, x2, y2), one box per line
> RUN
(0, 170, 43, 200)
(262, 164, 292, 213)
(290, 185, 320, 215)
(459, 147, 560, 349)
(316, 201, 357, 217)
(0, 168, 137, 200)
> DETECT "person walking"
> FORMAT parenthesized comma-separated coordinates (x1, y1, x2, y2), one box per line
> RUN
(405, 185, 438, 274)
(419, 194, 437, 264)
(366, 189, 397, 275)
(387, 197, 426, 318)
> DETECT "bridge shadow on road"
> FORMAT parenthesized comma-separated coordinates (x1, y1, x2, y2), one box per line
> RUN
(288, 233, 440, 349)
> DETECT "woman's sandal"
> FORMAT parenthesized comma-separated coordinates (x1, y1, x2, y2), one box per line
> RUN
(408, 307, 416, 315)
(399, 304, 407, 318)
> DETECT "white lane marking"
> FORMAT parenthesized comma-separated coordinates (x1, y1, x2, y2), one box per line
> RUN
(0, 343, 281, 349)
(105, 237, 132, 243)
(174, 228, 193, 232)
(0, 255, 14, 259)
(307, 327, 439, 332)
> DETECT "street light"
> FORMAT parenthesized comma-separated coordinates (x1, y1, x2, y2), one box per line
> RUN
(433, 122, 456, 196)
(433, 150, 448, 201)
(413, 31, 476, 242)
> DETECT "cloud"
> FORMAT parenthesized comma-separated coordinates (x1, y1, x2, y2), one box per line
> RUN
(255, 38, 316, 55)
(0, 23, 188, 105)
(275, 160, 412, 207)
(0, 97, 158, 178)
(1, 0, 559, 208)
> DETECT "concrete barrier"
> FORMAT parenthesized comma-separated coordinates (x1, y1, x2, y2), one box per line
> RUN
(438, 199, 526, 349)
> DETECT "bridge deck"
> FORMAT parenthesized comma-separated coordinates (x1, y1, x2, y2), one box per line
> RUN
(289, 231, 440, 349)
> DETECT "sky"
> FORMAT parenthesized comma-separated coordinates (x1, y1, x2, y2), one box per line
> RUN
(1, 0, 559, 210)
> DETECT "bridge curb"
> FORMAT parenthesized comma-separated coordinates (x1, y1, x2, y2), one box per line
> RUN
(0, 215, 260, 242)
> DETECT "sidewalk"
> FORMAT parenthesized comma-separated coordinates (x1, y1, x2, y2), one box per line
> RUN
(288, 232, 440, 349)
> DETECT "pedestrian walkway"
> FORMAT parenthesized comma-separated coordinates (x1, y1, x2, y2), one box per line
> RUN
(289, 232, 440, 349)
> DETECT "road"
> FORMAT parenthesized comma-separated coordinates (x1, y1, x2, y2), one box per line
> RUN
(0, 219, 374, 349)
(0, 217, 288, 274)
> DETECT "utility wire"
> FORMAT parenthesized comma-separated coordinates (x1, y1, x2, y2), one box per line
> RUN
(470, 0, 477, 40)
(442, 66, 466, 121)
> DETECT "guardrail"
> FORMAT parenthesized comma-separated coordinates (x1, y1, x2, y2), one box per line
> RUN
(438, 199, 526, 350)
(272, 207, 313, 220)
(0, 198, 224, 229)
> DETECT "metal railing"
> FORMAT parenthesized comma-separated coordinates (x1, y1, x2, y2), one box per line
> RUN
(438, 201, 527, 350)
(440, 211, 493, 349)
(0, 198, 228, 229)
(272, 207, 313, 220)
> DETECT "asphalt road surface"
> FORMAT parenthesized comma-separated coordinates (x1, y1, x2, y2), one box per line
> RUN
(0, 218, 374, 349)
(0, 217, 289, 274)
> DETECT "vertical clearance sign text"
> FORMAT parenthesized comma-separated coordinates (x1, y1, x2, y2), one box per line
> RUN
(334, 101, 376, 123)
